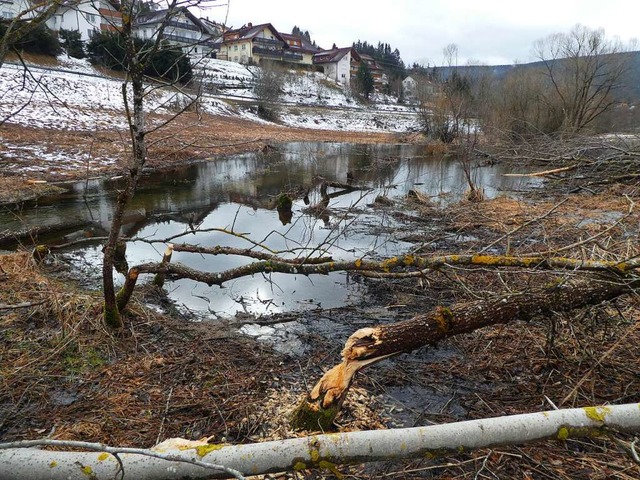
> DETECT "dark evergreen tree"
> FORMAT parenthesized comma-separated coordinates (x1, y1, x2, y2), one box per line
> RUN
(87, 32, 192, 83)
(356, 61, 374, 99)
(352, 38, 406, 83)
(0, 22, 61, 56)
(291, 25, 312, 43)
(59, 28, 85, 58)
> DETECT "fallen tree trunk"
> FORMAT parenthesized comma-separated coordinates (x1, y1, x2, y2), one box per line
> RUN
(133, 253, 637, 288)
(291, 276, 637, 431)
(1, 403, 638, 479)
(115, 253, 638, 313)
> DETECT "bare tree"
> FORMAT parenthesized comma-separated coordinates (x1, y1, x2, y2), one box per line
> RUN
(253, 60, 284, 121)
(418, 43, 476, 143)
(534, 24, 630, 134)
(99, 0, 214, 328)
(483, 64, 565, 138)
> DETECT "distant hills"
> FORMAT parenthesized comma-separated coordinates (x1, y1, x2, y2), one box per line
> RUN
(432, 50, 640, 102)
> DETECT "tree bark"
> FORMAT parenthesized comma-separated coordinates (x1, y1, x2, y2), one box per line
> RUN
(291, 276, 636, 431)
(1, 403, 639, 479)
(101, 2, 147, 329)
(114, 252, 639, 314)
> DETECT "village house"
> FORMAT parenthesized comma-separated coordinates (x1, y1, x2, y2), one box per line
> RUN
(216, 22, 304, 65)
(312, 46, 361, 85)
(133, 7, 222, 57)
(402, 74, 437, 102)
(279, 32, 321, 65)
(45, 0, 122, 42)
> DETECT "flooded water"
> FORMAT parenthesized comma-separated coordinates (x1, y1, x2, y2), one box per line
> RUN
(1, 142, 541, 318)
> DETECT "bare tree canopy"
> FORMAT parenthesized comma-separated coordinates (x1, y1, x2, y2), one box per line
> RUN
(534, 24, 629, 134)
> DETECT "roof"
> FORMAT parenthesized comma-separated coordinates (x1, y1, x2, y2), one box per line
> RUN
(280, 33, 321, 55)
(134, 7, 208, 33)
(54, 0, 120, 14)
(199, 17, 225, 36)
(359, 53, 383, 72)
(223, 22, 285, 44)
(313, 47, 360, 65)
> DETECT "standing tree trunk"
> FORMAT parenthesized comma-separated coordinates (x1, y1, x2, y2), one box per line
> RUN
(101, 2, 147, 328)
(291, 276, 635, 431)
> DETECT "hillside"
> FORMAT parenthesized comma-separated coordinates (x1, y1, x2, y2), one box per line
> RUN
(433, 50, 640, 102)
(0, 54, 417, 188)
(0, 55, 420, 133)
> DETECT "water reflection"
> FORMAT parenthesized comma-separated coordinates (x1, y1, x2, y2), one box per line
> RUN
(1, 142, 542, 317)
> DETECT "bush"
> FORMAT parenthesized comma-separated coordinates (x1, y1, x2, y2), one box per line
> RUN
(59, 29, 85, 58)
(0, 21, 61, 57)
(87, 32, 192, 83)
(253, 62, 283, 121)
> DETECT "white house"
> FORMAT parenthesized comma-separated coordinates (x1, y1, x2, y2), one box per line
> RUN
(1, 0, 39, 20)
(46, 0, 122, 42)
(313, 46, 361, 85)
(403, 74, 437, 102)
(133, 7, 220, 57)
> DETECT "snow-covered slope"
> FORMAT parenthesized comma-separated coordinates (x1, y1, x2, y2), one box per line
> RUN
(0, 55, 420, 133)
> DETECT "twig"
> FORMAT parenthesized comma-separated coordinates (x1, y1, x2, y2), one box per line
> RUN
(156, 387, 173, 445)
(0, 300, 46, 311)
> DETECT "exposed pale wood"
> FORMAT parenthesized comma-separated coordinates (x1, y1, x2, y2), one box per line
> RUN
(2, 403, 640, 479)
(291, 276, 637, 430)
(503, 165, 578, 177)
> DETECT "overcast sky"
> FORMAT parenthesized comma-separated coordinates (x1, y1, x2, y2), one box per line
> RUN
(201, 0, 638, 66)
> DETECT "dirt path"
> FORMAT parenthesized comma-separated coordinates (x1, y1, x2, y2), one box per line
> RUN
(0, 112, 412, 204)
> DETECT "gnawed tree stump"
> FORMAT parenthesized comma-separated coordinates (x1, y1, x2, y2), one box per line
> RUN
(291, 276, 636, 431)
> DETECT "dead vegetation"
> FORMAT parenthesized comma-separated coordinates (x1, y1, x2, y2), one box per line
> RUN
(1, 177, 640, 478)
(1, 129, 640, 478)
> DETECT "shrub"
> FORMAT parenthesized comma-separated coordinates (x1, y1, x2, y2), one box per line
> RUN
(87, 32, 192, 83)
(0, 21, 61, 57)
(59, 29, 85, 58)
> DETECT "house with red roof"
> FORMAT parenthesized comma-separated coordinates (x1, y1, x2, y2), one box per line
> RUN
(217, 22, 304, 65)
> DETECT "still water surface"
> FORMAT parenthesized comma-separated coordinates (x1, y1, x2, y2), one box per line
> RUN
(2, 142, 541, 317)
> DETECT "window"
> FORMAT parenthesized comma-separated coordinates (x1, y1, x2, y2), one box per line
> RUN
(241, 43, 246, 50)
(87, 13, 96, 22)
(234, 56, 238, 62)
(1, 11, 12, 19)
(234, 44, 238, 51)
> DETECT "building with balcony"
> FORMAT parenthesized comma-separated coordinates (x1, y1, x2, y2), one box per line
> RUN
(280, 33, 321, 65)
(359, 53, 388, 90)
(133, 7, 221, 57)
(217, 22, 304, 65)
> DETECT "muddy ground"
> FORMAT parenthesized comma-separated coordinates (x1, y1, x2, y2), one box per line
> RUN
(0, 112, 409, 205)
(1, 116, 640, 478)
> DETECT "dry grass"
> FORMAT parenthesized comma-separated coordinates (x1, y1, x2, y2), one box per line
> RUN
(0, 251, 288, 446)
